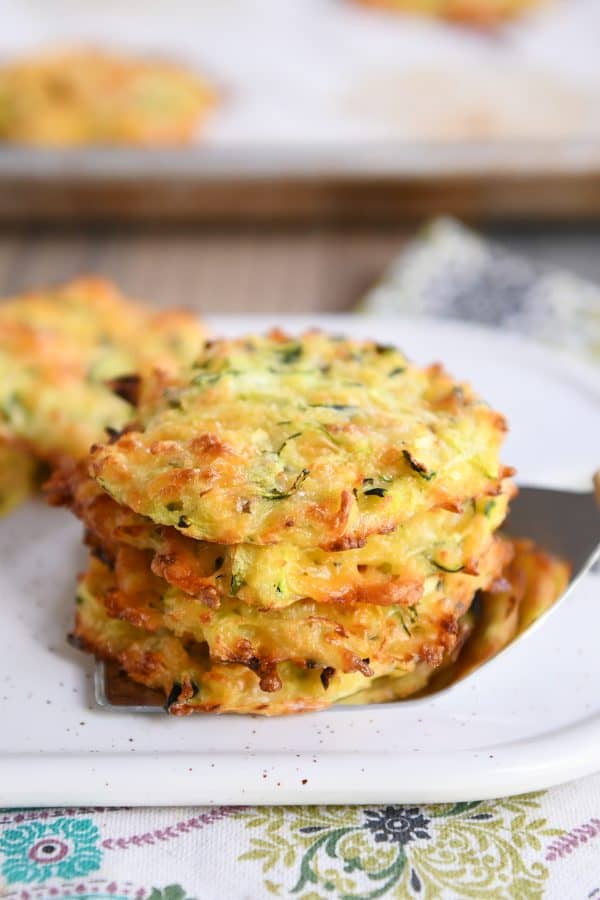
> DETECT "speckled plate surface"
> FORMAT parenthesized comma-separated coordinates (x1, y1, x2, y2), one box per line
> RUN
(1, 315, 599, 807)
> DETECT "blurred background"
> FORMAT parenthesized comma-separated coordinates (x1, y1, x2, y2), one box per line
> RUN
(2, 0, 600, 316)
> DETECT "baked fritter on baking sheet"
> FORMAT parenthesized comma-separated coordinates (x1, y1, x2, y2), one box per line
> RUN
(0, 49, 215, 146)
(356, 0, 544, 25)
(0, 277, 206, 510)
(90, 331, 510, 549)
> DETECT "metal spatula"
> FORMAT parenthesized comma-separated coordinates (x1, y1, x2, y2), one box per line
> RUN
(95, 477, 600, 713)
(504, 479, 599, 579)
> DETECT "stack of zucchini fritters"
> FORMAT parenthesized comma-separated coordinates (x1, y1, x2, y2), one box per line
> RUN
(51, 329, 534, 715)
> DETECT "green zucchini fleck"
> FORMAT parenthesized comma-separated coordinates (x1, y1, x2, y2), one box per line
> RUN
(278, 343, 303, 364)
(0, 392, 28, 425)
(165, 681, 183, 711)
(308, 403, 358, 411)
(430, 557, 464, 574)
(397, 610, 412, 637)
(403, 449, 436, 481)
(262, 468, 309, 500)
(277, 432, 302, 455)
(364, 487, 387, 498)
(374, 343, 395, 354)
(231, 573, 246, 595)
(484, 499, 496, 517)
(191, 371, 222, 387)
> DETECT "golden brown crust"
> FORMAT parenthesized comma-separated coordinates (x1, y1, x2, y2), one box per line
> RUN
(343, 536, 568, 705)
(72, 535, 567, 715)
(418, 537, 570, 694)
(74, 558, 394, 716)
(74, 531, 512, 688)
(47, 459, 514, 610)
(510, 538, 571, 633)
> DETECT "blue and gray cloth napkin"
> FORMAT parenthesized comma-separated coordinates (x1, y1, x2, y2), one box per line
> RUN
(361, 217, 600, 362)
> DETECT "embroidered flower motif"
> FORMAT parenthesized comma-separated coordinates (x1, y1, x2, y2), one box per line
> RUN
(0, 816, 102, 884)
(237, 795, 564, 898)
(148, 886, 194, 900)
(363, 806, 431, 846)
(337, 830, 395, 874)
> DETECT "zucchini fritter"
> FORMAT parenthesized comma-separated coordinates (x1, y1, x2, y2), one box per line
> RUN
(74, 535, 567, 715)
(97, 535, 512, 683)
(347, 539, 570, 704)
(51, 458, 514, 688)
(74, 557, 394, 716)
(90, 331, 510, 549)
(49, 460, 514, 609)
(0, 50, 214, 146)
(356, 0, 544, 25)
(340, 612, 476, 705)
(420, 536, 570, 692)
(0, 277, 207, 475)
(509, 537, 571, 633)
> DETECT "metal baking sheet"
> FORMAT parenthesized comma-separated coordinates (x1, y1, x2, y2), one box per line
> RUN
(3, 0, 600, 220)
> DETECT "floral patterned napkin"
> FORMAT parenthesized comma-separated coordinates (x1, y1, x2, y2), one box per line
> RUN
(2, 219, 599, 900)
(1, 783, 600, 899)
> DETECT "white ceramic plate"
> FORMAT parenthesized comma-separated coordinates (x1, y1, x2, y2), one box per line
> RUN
(1, 315, 599, 808)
